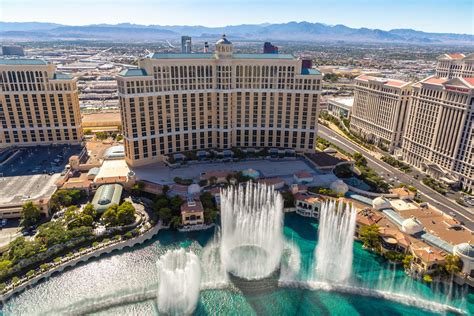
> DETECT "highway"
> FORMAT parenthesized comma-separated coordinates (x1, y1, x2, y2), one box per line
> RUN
(317, 124, 474, 230)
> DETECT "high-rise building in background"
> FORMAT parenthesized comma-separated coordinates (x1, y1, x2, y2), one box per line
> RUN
(117, 35, 322, 167)
(350, 75, 412, 153)
(0, 59, 83, 148)
(401, 76, 473, 190)
(263, 42, 278, 54)
(181, 36, 192, 53)
(435, 53, 474, 78)
(2, 45, 25, 56)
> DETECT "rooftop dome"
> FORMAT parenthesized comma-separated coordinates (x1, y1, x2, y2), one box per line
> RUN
(188, 183, 201, 195)
(454, 243, 474, 258)
(323, 147, 337, 154)
(216, 34, 232, 45)
(401, 217, 424, 235)
(372, 197, 391, 210)
(330, 179, 348, 195)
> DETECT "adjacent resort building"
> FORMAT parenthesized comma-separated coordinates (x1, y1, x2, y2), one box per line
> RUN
(435, 53, 474, 79)
(402, 76, 474, 190)
(0, 59, 83, 148)
(349, 75, 411, 152)
(117, 35, 322, 167)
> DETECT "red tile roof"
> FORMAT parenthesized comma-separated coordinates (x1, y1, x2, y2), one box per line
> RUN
(181, 200, 204, 213)
(447, 53, 465, 59)
(423, 77, 447, 85)
(462, 77, 474, 87)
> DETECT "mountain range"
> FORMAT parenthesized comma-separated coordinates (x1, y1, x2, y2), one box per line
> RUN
(0, 21, 472, 45)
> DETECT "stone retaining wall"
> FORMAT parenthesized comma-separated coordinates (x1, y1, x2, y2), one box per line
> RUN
(0, 223, 162, 302)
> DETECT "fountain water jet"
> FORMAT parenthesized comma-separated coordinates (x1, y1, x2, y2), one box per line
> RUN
(220, 182, 284, 280)
(156, 248, 201, 315)
(200, 228, 229, 289)
(314, 200, 356, 283)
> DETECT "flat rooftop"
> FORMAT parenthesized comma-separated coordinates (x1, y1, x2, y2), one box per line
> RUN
(145, 52, 296, 60)
(399, 207, 473, 246)
(0, 58, 47, 65)
(328, 97, 354, 107)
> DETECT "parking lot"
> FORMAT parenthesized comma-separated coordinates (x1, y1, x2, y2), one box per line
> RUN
(0, 145, 83, 218)
(0, 145, 82, 177)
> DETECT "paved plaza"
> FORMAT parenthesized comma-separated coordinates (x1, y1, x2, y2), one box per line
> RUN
(133, 158, 338, 187)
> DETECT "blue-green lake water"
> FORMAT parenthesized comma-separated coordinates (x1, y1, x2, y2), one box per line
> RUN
(2, 213, 473, 315)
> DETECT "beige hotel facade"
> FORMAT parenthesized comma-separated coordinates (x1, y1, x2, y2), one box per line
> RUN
(350, 75, 412, 153)
(0, 59, 83, 148)
(436, 53, 474, 79)
(402, 76, 474, 191)
(117, 36, 322, 167)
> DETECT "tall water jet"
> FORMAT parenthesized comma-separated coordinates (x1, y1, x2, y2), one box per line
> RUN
(200, 228, 229, 289)
(220, 182, 284, 280)
(156, 248, 201, 315)
(314, 200, 357, 283)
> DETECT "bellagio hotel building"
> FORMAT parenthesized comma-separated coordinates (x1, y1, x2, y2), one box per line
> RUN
(117, 35, 322, 167)
(0, 59, 82, 148)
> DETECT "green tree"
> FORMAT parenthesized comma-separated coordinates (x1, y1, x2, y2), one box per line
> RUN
(359, 224, 381, 250)
(162, 185, 170, 195)
(117, 201, 136, 225)
(170, 216, 181, 230)
(423, 274, 433, 283)
(170, 196, 184, 213)
(83, 129, 92, 135)
(402, 255, 413, 270)
(444, 254, 462, 275)
(204, 208, 217, 224)
(281, 191, 295, 208)
(154, 197, 169, 210)
(383, 251, 404, 263)
(131, 181, 145, 195)
(353, 152, 367, 167)
(82, 203, 97, 218)
(0, 260, 12, 275)
(26, 270, 35, 278)
(158, 207, 172, 224)
(200, 192, 215, 209)
(101, 204, 119, 226)
(101, 202, 136, 227)
(95, 131, 108, 140)
(21, 201, 41, 229)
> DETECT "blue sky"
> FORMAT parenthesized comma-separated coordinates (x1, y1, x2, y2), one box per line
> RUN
(1, 0, 473, 34)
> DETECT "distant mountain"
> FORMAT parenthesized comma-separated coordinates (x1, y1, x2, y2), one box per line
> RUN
(0, 21, 472, 44)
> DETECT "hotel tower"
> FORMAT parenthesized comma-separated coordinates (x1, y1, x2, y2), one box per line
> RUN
(117, 35, 322, 166)
(0, 59, 82, 148)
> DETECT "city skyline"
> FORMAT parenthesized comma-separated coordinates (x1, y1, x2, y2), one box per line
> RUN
(1, 0, 473, 34)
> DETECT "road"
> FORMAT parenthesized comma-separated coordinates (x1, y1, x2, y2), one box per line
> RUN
(317, 124, 474, 230)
